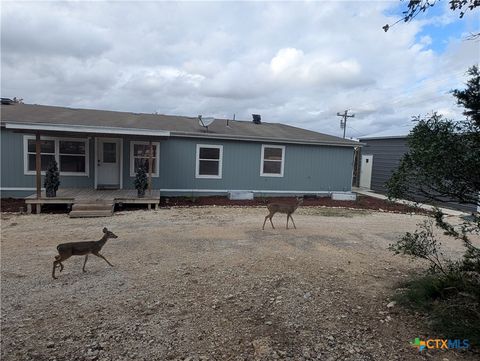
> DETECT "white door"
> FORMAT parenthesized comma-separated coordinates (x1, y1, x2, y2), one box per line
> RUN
(97, 138, 121, 189)
(359, 155, 373, 189)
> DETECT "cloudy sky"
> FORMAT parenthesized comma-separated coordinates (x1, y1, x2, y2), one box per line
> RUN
(1, 1, 478, 138)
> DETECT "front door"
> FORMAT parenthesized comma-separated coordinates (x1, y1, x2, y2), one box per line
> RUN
(359, 154, 373, 189)
(97, 138, 121, 189)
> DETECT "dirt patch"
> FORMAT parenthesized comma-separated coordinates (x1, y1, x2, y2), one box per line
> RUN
(1, 207, 477, 361)
(2, 194, 428, 216)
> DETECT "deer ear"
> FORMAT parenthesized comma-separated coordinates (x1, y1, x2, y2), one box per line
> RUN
(103, 227, 107, 233)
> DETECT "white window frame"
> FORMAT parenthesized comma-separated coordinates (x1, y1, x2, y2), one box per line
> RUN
(195, 144, 223, 179)
(23, 135, 89, 176)
(129, 141, 160, 177)
(260, 144, 285, 177)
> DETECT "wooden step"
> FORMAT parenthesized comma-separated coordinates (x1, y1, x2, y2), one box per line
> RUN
(69, 210, 114, 218)
(69, 201, 114, 218)
(71, 203, 114, 211)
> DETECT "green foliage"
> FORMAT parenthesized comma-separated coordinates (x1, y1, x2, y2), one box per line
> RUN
(388, 66, 480, 346)
(389, 218, 447, 274)
(387, 66, 480, 206)
(403, 0, 479, 21)
(383, 1, 479, 36)
(44, 160, 60, 197)
(452, 65, 480, 127)
(134, 163, 148, 196)
(394, 274, 480, 345)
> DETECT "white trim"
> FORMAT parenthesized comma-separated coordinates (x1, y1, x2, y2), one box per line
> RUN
(260, 144, 285, 177)
(195, 144, 223, 179)
(96, 137, 123, 188)
(0, 187, 46, 191)
(119, 139, 123, 189)
(6, 122, 170, 137)
(0, 187, 350, 195)
(94, 137, 98, 189)
(129, 141, 160, 177)
(23, 135, 89, 176)
(159, 188, 351, 194)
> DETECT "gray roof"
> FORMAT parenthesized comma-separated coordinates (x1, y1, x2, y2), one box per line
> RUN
(0, 103, 359, 147)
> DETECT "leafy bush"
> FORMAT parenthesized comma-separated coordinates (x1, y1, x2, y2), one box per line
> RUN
(44, 160, 60, 197)
(134, 164, 148, 197)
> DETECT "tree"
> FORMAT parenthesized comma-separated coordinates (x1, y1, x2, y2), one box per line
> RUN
(134, 163, 148, 198)
(387, 65, 480, 206)
(387, 65, 480, 343)
(452, 65, 480, 127)
(44, 160, 60, 197)
(383, 0, 480, 36)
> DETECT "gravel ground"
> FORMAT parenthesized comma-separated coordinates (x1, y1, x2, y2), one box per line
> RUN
(1, 206, 479, 361)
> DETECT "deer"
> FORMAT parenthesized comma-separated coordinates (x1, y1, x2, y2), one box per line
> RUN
(52, 227, 118, 279)
(262, 197, 303, 230)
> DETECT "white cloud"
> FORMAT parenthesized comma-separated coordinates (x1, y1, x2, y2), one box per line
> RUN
(1, 1, 477, 138)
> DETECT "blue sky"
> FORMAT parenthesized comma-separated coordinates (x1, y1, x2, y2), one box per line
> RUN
(1, 1, 478, 138)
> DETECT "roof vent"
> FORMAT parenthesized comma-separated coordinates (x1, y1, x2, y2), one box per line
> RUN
(252, 114, 261, 124)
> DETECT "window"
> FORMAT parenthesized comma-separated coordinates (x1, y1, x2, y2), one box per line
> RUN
(24, 136, 89, 176)
(27, 139, 55, 172)
(196, 144, 223, 179)
(261, 145, 285, 177)
(130, 141, 160, 177)
(59, 140, 87, 173)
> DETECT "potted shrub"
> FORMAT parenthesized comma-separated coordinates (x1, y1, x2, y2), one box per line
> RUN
(44, 160, 60, 197)
(134, 164, 148, 198)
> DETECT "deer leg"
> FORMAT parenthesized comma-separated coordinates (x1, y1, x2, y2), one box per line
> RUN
(289, 214, 297, 229)
(52, 254, 69, 278)
(269, 214, 275, 229)
(262, 215, 269, 230)
(82, 255, 89, 272)
(93, 252, 114, 267)
(52, 260, 59, 279)
(286, 214, 289, 229)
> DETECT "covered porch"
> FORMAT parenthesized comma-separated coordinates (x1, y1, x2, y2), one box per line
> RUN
(4, 121, 170, 216)
(25, 188, 161, 215)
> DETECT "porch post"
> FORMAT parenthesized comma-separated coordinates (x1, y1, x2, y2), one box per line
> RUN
(35, 131, 41, 199)
(148, 140, 153, 194)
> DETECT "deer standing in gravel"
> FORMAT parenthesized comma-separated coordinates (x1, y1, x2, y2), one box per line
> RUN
(52, 227, 118, 279)
(262, 197, 303, 230)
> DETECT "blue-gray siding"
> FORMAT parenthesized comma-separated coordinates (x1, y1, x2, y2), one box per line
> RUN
(1, 129, 354, 197)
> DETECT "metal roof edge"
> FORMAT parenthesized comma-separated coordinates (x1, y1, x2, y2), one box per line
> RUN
(170, 131, 362, 147)
(359, 135, 407, 140)
(3, 122, 171, 137)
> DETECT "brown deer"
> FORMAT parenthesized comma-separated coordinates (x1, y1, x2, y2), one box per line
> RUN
(52, 227, 118, 279)
(262, 197, 303, 230)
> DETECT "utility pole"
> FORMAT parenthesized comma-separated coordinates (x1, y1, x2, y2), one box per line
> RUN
(337, 110, 355, 138)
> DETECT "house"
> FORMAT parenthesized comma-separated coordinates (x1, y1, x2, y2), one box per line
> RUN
(358, 134, 476, 213)
(1, 102, 359, 213)
(357, 134, 408, 192)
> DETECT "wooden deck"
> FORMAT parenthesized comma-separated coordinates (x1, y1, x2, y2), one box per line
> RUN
(25, 188, 160, 214)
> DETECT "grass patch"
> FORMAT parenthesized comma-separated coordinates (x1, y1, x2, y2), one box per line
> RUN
(394, 273, 480, 347)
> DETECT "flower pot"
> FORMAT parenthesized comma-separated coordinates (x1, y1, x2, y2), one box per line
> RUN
(137, 189, 145, 198)
(46, 189, 56, 198)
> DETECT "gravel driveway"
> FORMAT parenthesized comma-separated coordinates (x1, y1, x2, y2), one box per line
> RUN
(1, 206, 478, 361)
